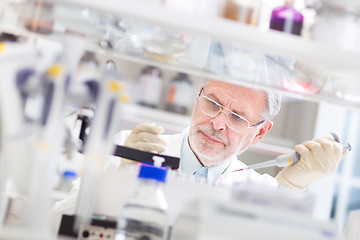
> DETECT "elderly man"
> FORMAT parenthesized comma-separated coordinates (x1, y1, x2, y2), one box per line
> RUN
(116, 79, 344, 190)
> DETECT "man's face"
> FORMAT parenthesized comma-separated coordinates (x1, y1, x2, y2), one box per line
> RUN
(189, 80, 272, 167)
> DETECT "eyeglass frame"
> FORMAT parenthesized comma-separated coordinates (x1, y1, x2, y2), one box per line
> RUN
(196, 88, 264, 132)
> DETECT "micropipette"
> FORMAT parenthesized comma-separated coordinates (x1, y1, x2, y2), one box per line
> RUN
(232, 133, 351, 172)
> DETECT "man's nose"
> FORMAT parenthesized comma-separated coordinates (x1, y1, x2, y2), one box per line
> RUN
(210, 110, 228, 131)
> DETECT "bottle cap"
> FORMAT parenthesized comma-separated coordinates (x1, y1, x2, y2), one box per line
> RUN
(63, 170, 77, 178)
(138, 164, 167, 183)
(153, 156, 165, 168)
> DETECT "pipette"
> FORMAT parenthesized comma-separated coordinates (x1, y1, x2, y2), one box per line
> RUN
(232, 133, 351, 172)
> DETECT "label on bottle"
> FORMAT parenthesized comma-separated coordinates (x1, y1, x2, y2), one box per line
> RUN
(166, 80, 193, 114)
(117, 218, 165, 240)
(139, 74, 163, 107)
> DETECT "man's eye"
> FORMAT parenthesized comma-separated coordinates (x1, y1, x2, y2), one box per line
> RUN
(231, 113, 245, 122)
(207, 100, 218, 108)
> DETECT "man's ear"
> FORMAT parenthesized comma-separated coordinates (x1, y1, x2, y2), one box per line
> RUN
(252, 121, 273, 145)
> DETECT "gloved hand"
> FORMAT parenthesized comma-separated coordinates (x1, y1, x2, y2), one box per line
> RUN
(125, 123, 167, 153)
(275, 136, 345, 190)
(120, 123, 167, 166)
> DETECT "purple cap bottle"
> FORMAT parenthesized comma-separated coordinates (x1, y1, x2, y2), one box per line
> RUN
(270, 1, 303, 36)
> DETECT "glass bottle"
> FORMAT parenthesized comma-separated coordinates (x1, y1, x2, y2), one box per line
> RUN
(165, 73, 193, 115)
(269, 0, 303, 36)
(222, 0, 261, 26)
(116, 164, 168, 240)
(24, 1, 54, 34)
(138, 66, 163, 108)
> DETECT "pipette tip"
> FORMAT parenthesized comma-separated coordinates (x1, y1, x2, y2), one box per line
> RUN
(345, 143, 352, 152)
(231, 168, 248, 172)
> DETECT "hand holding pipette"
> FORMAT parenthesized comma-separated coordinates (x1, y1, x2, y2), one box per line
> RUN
(273, 133, 351, 190)
(232, 132, 351, 172)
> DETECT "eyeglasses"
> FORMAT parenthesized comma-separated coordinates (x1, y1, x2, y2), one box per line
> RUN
(197, 95, 264, 132)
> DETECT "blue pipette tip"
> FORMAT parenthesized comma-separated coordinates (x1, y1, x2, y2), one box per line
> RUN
(345, 143, 352, 152)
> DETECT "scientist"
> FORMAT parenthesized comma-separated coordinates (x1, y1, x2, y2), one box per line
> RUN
(116, 79, 344, 190)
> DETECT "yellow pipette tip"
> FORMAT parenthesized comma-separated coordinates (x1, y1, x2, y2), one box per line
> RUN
(119, 94, 130, 103)
(47, 64, 63, 76)
(108, 80, 124, 92)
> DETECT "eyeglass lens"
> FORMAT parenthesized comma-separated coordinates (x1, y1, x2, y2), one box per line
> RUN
(198, 97, 250, 130)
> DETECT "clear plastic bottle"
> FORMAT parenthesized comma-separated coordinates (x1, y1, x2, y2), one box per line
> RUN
(57, 170, 78, 192)
(117, 164, 168, 240)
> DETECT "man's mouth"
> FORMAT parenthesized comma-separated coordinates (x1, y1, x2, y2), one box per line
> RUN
(201, 131, 223, 144)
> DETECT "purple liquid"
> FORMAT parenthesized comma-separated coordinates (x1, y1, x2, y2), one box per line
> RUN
(270, 6, 303, 36)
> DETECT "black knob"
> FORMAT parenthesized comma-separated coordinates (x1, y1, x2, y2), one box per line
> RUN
(82, 230, 90, 238)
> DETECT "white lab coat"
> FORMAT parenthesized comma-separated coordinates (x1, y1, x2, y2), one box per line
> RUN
(51, 129, 278, 232)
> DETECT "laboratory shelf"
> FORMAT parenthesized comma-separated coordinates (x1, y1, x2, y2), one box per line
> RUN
(54, 0, 360, 71)
(3, 0, 360, 110)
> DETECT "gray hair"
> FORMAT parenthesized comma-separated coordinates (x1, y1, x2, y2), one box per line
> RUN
(262, 90, 282, 121)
